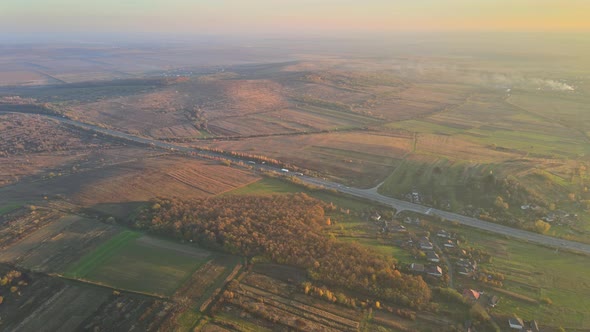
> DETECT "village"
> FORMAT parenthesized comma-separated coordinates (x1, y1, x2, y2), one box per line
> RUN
(369, 210, 542, 332)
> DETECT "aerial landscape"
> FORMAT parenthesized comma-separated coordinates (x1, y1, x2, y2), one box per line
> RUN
(0, 1, 589, 331)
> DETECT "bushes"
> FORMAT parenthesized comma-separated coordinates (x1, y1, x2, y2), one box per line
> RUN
(436, 287, 467, 306)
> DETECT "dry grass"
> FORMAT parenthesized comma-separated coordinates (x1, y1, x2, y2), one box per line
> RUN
(200, 131, 412, 187)
(72, 156, 260, 205)
(0, 70, 49, 86)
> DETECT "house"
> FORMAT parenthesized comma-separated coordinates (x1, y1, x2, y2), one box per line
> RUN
(457, 259, 477, 271)
(410, 263, 425, 273)
(457, 266, 472, 276)
(463, 289, 480, 302)
(489, 295, 500, 307)
(456, 259, 470, 267)
(419, 237, 434, 250)
(404, 217, 421, 225)
(436, 229, 450, 238)
(508, 317, 524, 330)
(443, 239, 456, 248)
(371, 213, 382, 221)
(425, 251, 440, 262)
(391, 224, 407, 233)
(426, 265, 443, 277)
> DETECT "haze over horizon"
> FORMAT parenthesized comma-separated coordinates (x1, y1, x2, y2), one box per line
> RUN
(1, 0, 589, 41)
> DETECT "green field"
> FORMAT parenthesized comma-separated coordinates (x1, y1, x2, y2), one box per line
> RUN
(226, 177, 373, 211)
(378, 158, 504, 210)
(64, 230, 141, 278)
(387, 91, 590, 158)
(64, 231, 211, 296)
(0, 203, 22, 216)
(339, 237, 413, 264)
(226, 177, 303, 195)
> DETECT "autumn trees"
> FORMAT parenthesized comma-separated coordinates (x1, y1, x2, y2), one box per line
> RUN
(133, 194, 431, 308)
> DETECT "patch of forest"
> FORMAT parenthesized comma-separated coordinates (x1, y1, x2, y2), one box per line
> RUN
(132, 194, 431, 308)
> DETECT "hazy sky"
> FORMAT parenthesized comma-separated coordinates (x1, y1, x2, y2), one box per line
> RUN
(1, 0, 589, 36)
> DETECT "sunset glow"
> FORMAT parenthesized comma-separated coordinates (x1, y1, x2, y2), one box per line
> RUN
(1, 0, 589, 36)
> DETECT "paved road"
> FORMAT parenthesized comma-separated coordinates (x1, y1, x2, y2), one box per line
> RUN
(4, 110, 590, 255)
(300, 176, 590, 255)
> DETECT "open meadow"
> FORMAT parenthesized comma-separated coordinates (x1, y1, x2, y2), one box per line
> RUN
(64, 232, 211, 296)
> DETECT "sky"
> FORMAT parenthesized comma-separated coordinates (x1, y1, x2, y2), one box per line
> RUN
(1, 0, 589, 37)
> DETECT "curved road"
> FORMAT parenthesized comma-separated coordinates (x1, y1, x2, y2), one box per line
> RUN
(4, 110, 590, 255)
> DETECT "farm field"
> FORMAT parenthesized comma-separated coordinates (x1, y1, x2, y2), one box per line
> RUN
(227, 177, 374, 211)
(201, 130, 413, 187)
(0, 154, 260, 211)
(0, 264, 177, 332)
(0, 42, 589, 331)
(221, 270, 363, 332)
(173, 254, 244, 331)
(65, 232, 211, 296)
(0, 70, 50, 86)
(211, 265, 448, 332)
(0, 214, 119, 273)
(70, 156, 260, 205)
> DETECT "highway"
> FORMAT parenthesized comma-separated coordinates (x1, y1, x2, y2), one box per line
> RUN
(5, 110, 590, 255)
(300, 176, 590, 255)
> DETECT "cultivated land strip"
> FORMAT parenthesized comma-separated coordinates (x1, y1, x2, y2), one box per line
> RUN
(4, 110, 590, 255)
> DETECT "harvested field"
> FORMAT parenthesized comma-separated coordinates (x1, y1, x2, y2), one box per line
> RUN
(274, 108, 362, 131)
(66, 88, 197, 136)
(173, 255, 237, 306)
(0, 155, 260, 208)
(207, 113, 303, 137)
(166, 161, 259, 195)
(73, 156, 260, 204)
(149, 123, 210, 139)
(215, 270, 364, 332)
(200, 322, 234, 332)
(201, 79, 288, 119)
(211, 310, 275, 332)
(0, 70, 49, 86)
(0, 152, 84, 187)
(0, 214, 119, 273)
(0, 264, 177, 332)
(200, 131, 412, 187)
(414, 134, 521, 163)
(226, 281, 360, 332)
